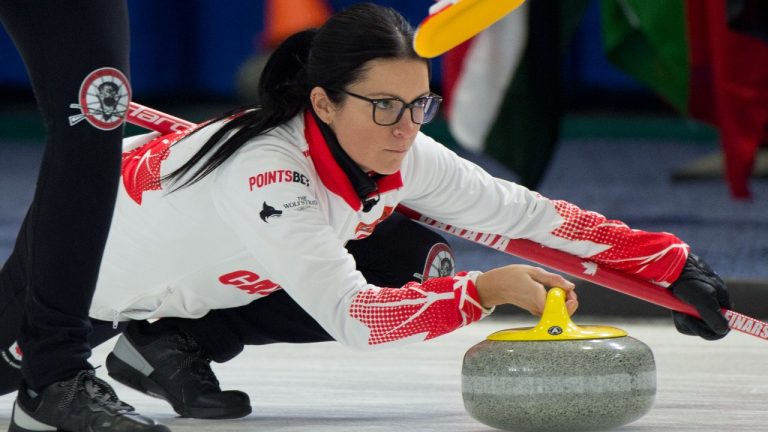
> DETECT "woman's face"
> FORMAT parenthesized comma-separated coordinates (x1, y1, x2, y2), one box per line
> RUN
(316, 58, 431, 175)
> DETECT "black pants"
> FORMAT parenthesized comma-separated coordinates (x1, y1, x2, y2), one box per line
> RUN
(129, 213, 455, 363)
(0, 0, 130, 391)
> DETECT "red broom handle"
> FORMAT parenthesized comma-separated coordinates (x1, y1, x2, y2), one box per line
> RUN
(127, 102, 196, 132)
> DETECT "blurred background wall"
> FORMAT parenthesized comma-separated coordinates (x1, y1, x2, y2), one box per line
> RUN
(4, 0, 763, 194)
(0, 0, 651, 104)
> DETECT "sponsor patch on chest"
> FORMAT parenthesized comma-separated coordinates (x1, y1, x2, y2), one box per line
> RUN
(281, 195, 319, 211)
(249, 170, 310, 191)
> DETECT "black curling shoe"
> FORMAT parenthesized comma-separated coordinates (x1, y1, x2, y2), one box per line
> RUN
(106, 328, 251, 419)
(9, 369, 170, 432)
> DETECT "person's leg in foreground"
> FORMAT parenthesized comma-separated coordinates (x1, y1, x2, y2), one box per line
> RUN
(0, 1, 168, 430)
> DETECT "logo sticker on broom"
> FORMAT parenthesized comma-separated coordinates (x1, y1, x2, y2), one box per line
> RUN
(69, 67, 131, 130)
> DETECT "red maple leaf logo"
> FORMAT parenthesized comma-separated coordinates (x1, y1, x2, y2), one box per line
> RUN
(353, 206, 395, 239)
(550, 200, 687, 285)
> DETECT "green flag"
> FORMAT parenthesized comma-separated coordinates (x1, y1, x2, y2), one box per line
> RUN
(601, 0, 689, 113)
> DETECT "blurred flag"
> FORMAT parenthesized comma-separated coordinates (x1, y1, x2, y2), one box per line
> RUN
(602, 0, 768, 198)
(601, 1, 689, 113)
(442, 0, 589, 189)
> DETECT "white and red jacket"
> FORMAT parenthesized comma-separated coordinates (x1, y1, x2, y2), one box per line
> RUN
(90, 111, 689, 349)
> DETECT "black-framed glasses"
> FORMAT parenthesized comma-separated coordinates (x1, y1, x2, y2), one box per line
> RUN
(336, 89, 443, 126)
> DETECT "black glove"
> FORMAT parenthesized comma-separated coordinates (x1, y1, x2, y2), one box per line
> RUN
(668, 254, 732, 340)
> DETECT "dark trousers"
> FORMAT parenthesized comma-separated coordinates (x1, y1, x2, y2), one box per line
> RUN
(0, 0, 130, 391)
(130, 213, 454, 363)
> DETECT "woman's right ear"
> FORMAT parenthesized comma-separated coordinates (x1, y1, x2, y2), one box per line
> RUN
(310, 86, 335, 125)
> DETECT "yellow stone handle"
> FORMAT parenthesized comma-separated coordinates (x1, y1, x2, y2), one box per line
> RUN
(487, 287, 627, 341)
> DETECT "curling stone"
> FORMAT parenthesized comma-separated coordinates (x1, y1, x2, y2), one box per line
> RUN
(462, 288, 655, 432)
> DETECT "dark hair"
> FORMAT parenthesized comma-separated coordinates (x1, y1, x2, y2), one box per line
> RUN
(165, 2, 428, 189)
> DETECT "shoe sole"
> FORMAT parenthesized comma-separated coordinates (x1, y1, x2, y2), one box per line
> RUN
(9, 400, 56, 432)
(106, 352, 251, 420)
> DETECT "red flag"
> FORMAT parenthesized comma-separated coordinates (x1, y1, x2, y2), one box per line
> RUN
(687, 0, 768, 198)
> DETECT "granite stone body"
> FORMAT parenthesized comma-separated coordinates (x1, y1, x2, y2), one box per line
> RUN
(462, 336, 656, 432)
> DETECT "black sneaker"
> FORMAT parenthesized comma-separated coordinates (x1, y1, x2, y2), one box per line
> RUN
(106, 329, 251, 419)
(9, 370, 169, 432)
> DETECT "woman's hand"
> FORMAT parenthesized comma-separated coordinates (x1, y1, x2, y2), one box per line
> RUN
(475, 265, 577, 316)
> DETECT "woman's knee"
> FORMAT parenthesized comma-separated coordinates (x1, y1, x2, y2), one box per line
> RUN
(346, 212, 455, 286)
